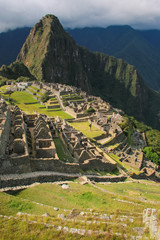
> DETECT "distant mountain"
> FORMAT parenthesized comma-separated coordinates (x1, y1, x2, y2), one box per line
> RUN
(67, 26, 160, 90)
(140, 29, 160, 51)
(15, 14, 160, 129)
(0, 27, 31, 67)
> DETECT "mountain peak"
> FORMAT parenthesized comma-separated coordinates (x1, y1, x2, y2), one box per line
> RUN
(17, 14, 67, 81)
(39, 14, 62, 28)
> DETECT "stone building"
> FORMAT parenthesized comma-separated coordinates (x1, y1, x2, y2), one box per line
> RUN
(60, 120, 117, 172)
(33, 116, 57, 158)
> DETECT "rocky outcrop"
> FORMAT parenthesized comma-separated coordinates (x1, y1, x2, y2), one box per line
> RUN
(143, 208, 160, 240)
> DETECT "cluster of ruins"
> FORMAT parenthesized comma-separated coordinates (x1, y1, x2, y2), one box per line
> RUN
(0, 81, 159, 181)
(57, 119, 116, 171)
(0, 99, 116, 175)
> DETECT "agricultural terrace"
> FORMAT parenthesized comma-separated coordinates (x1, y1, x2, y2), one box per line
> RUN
(0, 181, 159, 239)
(0, 85, 73, 119)
(10, 91, 72, 119)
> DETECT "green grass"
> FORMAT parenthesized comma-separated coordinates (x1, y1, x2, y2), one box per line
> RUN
(109, 153, 120, 162)
(97, 181, 160, 202)
(0, 217, 123, 240)
(69, 122, 105, 139)
(53, 134, 74, 162)
(11, 91, 38, 104)
(107, 143, 120, 149)
(0, 182, 159, 239)
(0, 192, 59, 216)
(10, 91, 73, 119)
(0, 85, 11, 92)
(27, 86, 39, 91)
(14, 182, 159, 213)
(0, 217, 93, 240)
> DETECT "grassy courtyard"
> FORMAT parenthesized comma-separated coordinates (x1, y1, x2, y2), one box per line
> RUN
(69, 121, 105, 139)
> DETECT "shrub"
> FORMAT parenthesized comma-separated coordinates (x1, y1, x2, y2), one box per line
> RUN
(143, 147, 160, 165)
(84, 107, 95, 115)
(40, 92, 50, 103)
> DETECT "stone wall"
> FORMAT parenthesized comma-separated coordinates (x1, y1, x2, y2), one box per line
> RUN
(0, 108, 11, 157)
(30, 157, 116, 173)
(81, 159, 117, 172)
(65, 107, 86, 118)
(0, 172, 127, 189)
(0, 156, 31, 174)
(30, 159, 80, 173)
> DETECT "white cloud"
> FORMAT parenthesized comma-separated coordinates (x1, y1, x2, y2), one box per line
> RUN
(0, 0, 160, 32)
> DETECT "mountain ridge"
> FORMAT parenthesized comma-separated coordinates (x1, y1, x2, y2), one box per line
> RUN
(67, 26, 160, 90)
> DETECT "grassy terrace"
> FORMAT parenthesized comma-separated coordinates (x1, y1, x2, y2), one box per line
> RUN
(9, 91, 73, 119)
(11, 182, 160, 214)
(0, 181, 159, 239)
(28, 86, 39, 91)
(69, 121, 105, 139)
(61, 94, 84, 102)
(96, 181, 160, 202)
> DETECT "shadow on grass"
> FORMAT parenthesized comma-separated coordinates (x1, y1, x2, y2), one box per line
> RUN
(24, 102, 39, 105)
(47, 109, 61, 112)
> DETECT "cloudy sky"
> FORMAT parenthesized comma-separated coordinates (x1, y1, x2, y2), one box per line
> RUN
(0, 0, 160, 32)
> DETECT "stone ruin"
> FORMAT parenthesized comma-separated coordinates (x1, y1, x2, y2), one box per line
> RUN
(33, 116, 57, 158)
(59, 120, 117, 172)
(9, 105, 29, 156)
(0, 100, 11, 157)
(0, 81, 159, 182)
(0, 105, 59, 174)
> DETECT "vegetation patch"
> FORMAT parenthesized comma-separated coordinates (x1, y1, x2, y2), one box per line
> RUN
(8, 199, 33, 211)
(69, 121, 105, 139)
(53, 133, 74, 162)
(120, 116, 160, 165)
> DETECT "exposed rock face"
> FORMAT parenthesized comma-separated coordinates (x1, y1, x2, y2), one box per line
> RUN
(17, 14, 160, 128)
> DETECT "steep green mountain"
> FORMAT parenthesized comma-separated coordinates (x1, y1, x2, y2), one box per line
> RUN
(16, 14, 160, 129)
(67, 26, 160, 90)
(0, 28, 31, 67)
(140, 29, 160, 51)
